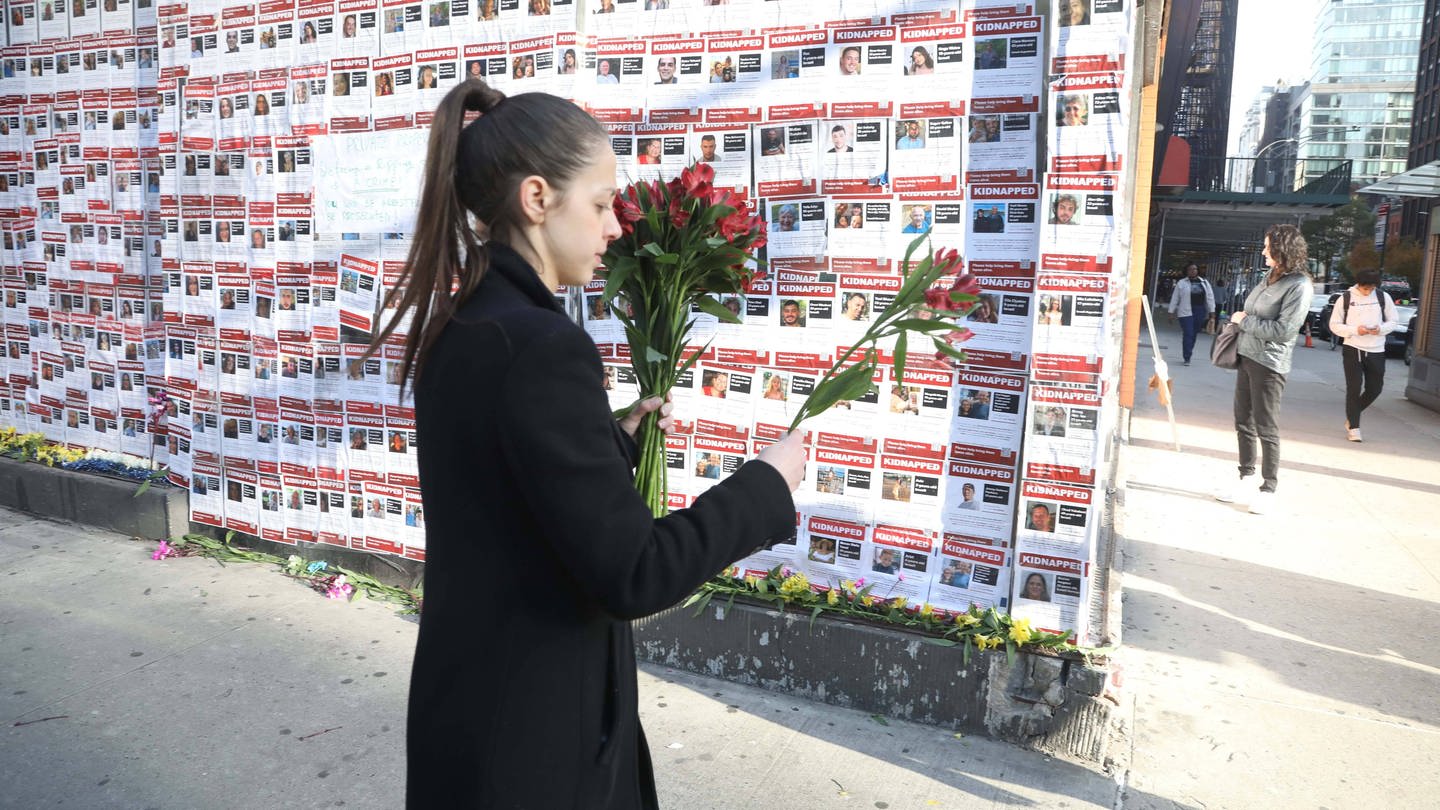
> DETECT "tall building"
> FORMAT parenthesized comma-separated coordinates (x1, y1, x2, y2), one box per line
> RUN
(1298, 0, 1425, 189)
(1247, 82, 1312, 193)
(1400, 0, 1440, 242)
(1166, 0, 1239, 192)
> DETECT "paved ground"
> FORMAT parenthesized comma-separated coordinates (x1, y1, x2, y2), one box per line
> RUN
(0, 515, 1120, 809)
(2, 318, 1437, 809)
(1115, 319, 1440, 808)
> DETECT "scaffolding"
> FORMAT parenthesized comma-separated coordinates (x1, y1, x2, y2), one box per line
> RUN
(1168, 0, 1239, 192)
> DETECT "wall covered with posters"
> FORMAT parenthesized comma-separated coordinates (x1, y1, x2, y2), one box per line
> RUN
(0, 0, 1136, 643)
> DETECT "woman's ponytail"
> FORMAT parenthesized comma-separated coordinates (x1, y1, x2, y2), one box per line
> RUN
(365, 79, 506, 396)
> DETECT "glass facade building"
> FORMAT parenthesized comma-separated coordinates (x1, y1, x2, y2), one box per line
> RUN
(1298, 0, 1424, 189)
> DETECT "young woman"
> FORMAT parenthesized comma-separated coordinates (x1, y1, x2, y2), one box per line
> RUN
(362, 79, 804, 808)
(1217, 224, 1313, 514)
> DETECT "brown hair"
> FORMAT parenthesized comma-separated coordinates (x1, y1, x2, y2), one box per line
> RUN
(1264, 224, 1309, 276)
(364, 79, 609, 394)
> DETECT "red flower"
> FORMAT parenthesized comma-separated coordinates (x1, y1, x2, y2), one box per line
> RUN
(933, 327, 975, 366)
(667, 193, 691, 229)
(678, 162, 715, 199)
(924, 271, 979, 312)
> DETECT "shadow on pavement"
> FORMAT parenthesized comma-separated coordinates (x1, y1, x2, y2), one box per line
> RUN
(1120, 538, 1440, 728)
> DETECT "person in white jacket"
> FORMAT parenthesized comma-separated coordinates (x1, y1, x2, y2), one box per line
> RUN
(1168, 262, 1215, 365)
(1327, 269, 1399, 442)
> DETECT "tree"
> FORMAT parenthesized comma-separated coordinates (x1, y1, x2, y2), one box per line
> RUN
(1347, 239, 1379, 274)
(1301, 199, 1376, 280)
(1381, 235, 1423, 291)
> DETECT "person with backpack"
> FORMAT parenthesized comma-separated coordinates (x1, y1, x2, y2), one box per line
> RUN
(1327, 268, 1400, 442)
(1167, 262, 1216, 366)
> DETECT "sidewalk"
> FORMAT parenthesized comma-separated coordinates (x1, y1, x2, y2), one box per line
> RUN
(1116, 318, 1440, 808)
(1, 511, 1122, 809)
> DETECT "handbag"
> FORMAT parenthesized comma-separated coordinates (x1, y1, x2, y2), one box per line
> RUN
(1210, 322, 1241, 369)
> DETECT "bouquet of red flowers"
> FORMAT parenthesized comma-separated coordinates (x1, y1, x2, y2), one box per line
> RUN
(602, 162, 768, 517)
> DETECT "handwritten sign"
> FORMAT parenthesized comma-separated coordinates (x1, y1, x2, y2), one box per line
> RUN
(312, 129, 430, 234)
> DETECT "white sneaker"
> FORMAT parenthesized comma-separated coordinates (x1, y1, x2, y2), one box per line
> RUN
(1347, 427, 1362, 442)
(1216, 475, 1258, 504)
(1248, 490, 1275, 514)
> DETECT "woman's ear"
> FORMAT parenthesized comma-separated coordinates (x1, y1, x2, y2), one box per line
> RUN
(516, 175, 551, 226)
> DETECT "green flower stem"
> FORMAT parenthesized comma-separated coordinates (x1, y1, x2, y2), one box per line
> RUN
(632, 407, 668, 518)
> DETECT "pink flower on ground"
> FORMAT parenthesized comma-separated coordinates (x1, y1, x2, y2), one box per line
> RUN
(326, 575, 354, 601)
(151, 540, 173, 560)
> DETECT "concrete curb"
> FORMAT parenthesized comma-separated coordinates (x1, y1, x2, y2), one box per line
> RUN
(634, 598, 1120, 765)
(0, 456, 187, 540)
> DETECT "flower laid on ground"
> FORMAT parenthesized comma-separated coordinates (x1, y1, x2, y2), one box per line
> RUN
(325, 575, 354, 601)
(601, 162, 768, 517)
(151, 540, 174, 560)
(683, 565, 1077, 665)
(154, 534, 422, 614)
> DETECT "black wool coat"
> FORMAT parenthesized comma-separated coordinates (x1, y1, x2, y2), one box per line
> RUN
(405, 245, 796, 809)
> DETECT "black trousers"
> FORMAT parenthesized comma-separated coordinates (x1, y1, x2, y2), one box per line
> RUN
(1341, 344, 1386, 428)
(1234, 355, 1288, 492)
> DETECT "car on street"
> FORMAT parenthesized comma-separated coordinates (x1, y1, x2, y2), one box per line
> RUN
(1306, 292, 1336, 338)
(1388, 305, 1416, 358)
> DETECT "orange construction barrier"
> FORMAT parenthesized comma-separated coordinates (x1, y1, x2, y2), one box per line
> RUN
(1304, 323, 1314, 348)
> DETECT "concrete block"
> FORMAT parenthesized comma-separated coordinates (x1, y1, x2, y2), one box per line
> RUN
(1066, 660, 1110, 697)
(0, 457, 187, 539)
(634, 599, 993, 732)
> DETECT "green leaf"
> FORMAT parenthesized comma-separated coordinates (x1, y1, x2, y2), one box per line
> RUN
(899, 230, 930, 274)
(800, 355, 876, 419)
(134, 479, 152, 498)
(870, 714, 890, 726)
(932, 337, 967, 363)
(892, 332, 906, 387)
(694, 295, 742, 324)
(887, 318, 963, 335)
(651, 252, 680, 265)
(809, 605, 824, 630)
(919, 636, 958, 647)
(962, 637, 973, 666)
(690, 590, 714, 617)
(1005, 640, 1017, 666)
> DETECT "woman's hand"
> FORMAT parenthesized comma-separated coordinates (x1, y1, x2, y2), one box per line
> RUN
(756, 431, 806, 492)
(1230, 311, 1247, 325)
(618, 395, 673, 439)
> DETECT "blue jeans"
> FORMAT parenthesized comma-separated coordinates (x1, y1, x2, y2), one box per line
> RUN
(1178, 315, 1200, 362)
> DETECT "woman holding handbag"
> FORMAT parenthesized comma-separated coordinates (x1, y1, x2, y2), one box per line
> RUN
(1215, 224, 1313, 514)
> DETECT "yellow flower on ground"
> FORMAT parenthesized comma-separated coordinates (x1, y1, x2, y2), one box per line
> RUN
(744, 575, 759, 588)
(840, 579, 856, 594)
(890, 596, 907, 611)
(1007, 617, 1034, 645)
(975, 634, 999, 651)
(826, 589, 839, 606)
(919, 603, 934, 619)
(861, 595, 876, 607)
(955, 612, 980, 628)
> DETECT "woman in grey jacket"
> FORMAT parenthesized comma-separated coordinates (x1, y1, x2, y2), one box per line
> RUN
(1216, 224, 1313, 514)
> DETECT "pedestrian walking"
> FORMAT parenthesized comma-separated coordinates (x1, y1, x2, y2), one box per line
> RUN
(1167, 262, 1215, 365)
(361, 79, 805, 808)
(1216, 225, 1313, 514)
(1327, 268, 1399, 442)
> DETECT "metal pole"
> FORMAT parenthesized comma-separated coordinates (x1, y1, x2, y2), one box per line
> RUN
(1150, 208, 1169, 310)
